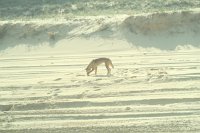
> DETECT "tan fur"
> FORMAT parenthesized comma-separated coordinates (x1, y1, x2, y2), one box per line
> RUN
(85, 58, 114, 76)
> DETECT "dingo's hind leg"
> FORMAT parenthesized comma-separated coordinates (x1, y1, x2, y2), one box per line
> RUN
(105, 64, 111, 75)
(95, 67, 97, 75)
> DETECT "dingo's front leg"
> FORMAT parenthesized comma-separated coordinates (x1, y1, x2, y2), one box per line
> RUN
(87, 68, 94, 76)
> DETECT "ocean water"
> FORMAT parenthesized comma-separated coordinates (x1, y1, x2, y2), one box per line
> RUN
(0, 0, 200, 55)
(0, 0, 200, 18)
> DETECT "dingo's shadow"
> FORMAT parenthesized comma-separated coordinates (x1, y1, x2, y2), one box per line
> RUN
(93, 74, 113, 77)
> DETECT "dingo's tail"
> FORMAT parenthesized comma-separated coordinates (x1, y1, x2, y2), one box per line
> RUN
(110, 61, 114, 69)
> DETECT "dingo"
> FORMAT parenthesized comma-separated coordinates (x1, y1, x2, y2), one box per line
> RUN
(85, 58, 114, 76)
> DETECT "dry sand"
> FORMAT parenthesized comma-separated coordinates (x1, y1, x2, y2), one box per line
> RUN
(1, 49, 200, 133)
(1, 11, 200, 133)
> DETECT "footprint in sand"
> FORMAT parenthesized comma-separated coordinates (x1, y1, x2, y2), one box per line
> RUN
(93, 86, 100, 89)
(94, 88, 101, 91)
(23, 86, 32, 90)
(76, 74, 85, 77)
(54, 78, 62, 81)
(53, 93, 58, 97)
(54, 88, 61, 92)
(130, 76, 137, 78)
(125, 107, 131, 111)
(48, 88, 61, 98)
(146, 68, 168, 82)
(84, 90, 90, 92)
(38, 81, 44, 84)
(114, 79, 124, 83)
(77, 92, 87, 99)
(71, 79, 76, 82)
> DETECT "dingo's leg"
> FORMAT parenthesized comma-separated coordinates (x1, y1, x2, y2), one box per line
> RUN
(105, 64, 111, 75)
(95, 67, 97, 75)
(87, 68, 94, 76)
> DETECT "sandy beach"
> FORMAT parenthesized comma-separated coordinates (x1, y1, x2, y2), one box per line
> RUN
(1, 1, 200, 132)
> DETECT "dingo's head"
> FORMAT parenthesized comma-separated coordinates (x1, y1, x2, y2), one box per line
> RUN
(85, 67, 91, 76)
(85, 60, 94, 76)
